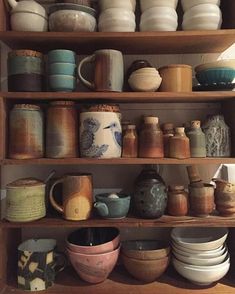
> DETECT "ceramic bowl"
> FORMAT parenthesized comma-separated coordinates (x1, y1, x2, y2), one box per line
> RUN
(7, 56, 44, 75)
(128, 67, 162, 92)
(49, 3, 96, 32)
(48, 62, 77, 75)
(67, 245, 120, 283)
(66, 227, 120, 254)
(121, 240, 170, 260)
(172, 256, 230, 286)
(196, 68, 235, 85)
(98, 8, 136, 32)
(140, 6, 178, 31)
(48, 49, 76, 64)
(99, 0, 136, 12)
(181, 0, 221, 12)
(182, 4, 222, 31)
(195, 59, 235, 72)
(171, 227, 228, 251)
(48, 74, 76, 91)
(140, 0, 178, 12)
(122, 253, 170, 282)
(11, 12, 48, 31)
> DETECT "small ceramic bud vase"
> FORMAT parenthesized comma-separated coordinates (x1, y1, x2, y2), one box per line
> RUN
(162, 122, 174, 157)
(187, 120, 206, 158)
(167, 185, 189, 216)
(169, 127, 190, 159)
(122, 124, 138, 158)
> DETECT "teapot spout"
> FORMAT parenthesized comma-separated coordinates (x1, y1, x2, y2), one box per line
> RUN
(7, 0, 18, 9)
(94, 202, 109, 217)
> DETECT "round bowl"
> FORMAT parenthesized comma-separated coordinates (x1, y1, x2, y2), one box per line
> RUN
(99, 0, 136, 12)
(48, 62, 77, 75)
(171, 227, 228, 251)
(195, 59, 235, 72)
(140, 6, 178, 31)
(67, 245, 120, 284)
(11, 12, 48, 32)
(49, 3, 97, 32)
(122, 253, 170, 282)
(121, 240, 170, 260)
(172, 256, 230, 286)
(48, 49, 76, 64)
(49, 74, 76, 91)
(140, 0, 178, 12)
(181, 0, 220, 12)
(196, 68, 235, 85)
(67, 227, 120, 254)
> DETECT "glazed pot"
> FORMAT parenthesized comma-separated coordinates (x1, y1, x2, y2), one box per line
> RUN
(7, 55, 44, 76)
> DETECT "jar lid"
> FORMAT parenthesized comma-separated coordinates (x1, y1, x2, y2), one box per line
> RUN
(144, 116, 159, 124)
(159, 64, 192, 70)
(169, 185, 185, 191)
(175, 127, 185, 133)
(13, 104, 41, 111)
(7, 178, 45, 188)
(8, 49, 43, 59)
(50, 101, 75, 107)
(82, 104, 120, 113)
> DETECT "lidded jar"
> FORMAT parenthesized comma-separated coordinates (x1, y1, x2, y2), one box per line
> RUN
(46, 101, 78, 158)
(169, 127, 190, 159)
(139, 116, 164, 158)
(9, 104, 44, 159)
(167, 185, 188, 216)
(122, 124, 138, 158)
(187, 120, 206, 158)
(162, 122, 174, 157)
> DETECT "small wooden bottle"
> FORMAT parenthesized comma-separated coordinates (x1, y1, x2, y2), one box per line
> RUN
(169, 127, 190, 159)
(162, 122, 174, 157)
(167, 185, 189, 216)
(122, 125, 138, 158)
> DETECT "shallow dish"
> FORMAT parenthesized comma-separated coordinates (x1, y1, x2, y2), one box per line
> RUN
(196, 68, 235, 85)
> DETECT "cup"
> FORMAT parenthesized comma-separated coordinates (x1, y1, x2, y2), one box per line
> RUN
(47, 49, 76, 64)
(78, 49, 124, 92)
(17, 239, 66, 291)
(49, 174, 93, 220)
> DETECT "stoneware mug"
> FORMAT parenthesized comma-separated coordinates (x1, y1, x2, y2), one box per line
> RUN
(17, 239, 66, 291)
(49, 174, 93, 221)
(78, 49, 124, 92)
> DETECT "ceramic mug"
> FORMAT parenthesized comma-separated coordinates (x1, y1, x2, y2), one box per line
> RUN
(17, 239, 66, 291)
(78, 49, 124, 92)
(49, 174, 93, 221)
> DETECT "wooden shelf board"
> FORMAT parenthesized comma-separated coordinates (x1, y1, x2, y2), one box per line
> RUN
(2, 267, 235, 294)
(3, 158, 235, 165)
(1, 30, 235, 54)
(1, 91, 235, 103)
(2, 215, 235, 228)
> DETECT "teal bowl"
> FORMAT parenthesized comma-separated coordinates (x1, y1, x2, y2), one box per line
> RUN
(48, 62, 77, 75)
(48, 49, 76, 64)
(7, 56, 44, 75)
(196, 68, 235, 85)
(49, 74, 76, 91)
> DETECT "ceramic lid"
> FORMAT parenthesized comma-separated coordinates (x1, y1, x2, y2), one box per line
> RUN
(144, 116, 159, 124)
(159, 64, 192, 70)
(13, 104, 41, 111)
(169, 185, 185, 191)
(8, 49, 43, 59)
(7, 178, 45, 188)
(82, 104, 120, 113)
(191, 120, 201, 128)
(49, 3, 96, 16)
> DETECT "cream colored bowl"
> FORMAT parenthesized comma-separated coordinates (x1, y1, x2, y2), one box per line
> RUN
(99, 0, 136, 12)
(140, 0, 178, 12)
(195, 59, 235, 72)
(181, 0, 221, 12)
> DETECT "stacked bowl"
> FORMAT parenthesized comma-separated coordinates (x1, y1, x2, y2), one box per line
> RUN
(121, 240, 170, 283)
(98, 0, 136, 32)
(47, 49, 77, 92)
(171, 227, 230, 286)
(140, 0, 178, 31)
(66, 227, 120, 283)
(182, 0, 222, 30)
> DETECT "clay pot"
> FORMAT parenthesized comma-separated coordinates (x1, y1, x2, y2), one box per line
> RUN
(122, 124, 138, 158)
(213, 178, 235, 193)
(215, 191, 235, 216)
(167, 185, 189, 216)
(187, 120, 206, 158)
(162, 122, 174, 158)
(169, 127, 190, 159)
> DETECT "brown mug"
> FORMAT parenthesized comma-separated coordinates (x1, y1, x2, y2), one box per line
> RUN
(78, 49, 124, 92)
(49, 174, 93, 221)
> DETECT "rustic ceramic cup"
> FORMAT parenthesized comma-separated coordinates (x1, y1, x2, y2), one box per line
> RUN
(78, 49, 124, 92)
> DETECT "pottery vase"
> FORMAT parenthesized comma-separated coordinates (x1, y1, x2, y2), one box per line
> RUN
(162, 122, 174, 157)
(169, 127, 190, 159)
(167, 185, 189, 216)
(122, 124, 138, 158)
(187, 120, 206, 158)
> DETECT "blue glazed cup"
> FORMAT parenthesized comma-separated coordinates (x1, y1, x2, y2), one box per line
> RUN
(8, 56, 44, 75)
(48, 62, 77, 75)
(48, 49, 76, 64)
(49, 74, 76, 91)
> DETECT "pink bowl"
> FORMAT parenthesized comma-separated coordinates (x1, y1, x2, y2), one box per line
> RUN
(66, 227, 120, 254)
(67, 245, 120, 283)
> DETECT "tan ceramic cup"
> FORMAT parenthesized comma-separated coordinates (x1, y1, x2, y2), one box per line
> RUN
(49, 174, 93, 221)
(78, 49, 124, 92)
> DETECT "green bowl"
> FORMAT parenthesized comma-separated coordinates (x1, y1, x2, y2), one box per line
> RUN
(196, 68, 235, 85)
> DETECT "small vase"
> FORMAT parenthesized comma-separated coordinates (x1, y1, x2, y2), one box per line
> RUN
(169, 127, 190, 159)
(187, 120, 206, 158)
(162, 122, 174, 158)
(122, 124, 138, 158)
(167, 185, 189, 216)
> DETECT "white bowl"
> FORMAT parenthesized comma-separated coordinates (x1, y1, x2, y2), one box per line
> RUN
(181, 0, 221, 12)
(99, 0, 136, 12)
(182, 4, 222, 31)
(195, 59, 235, 72)
(11, 12, 48, 31)
(171, 227, 228, 251)
(140, 7, 178, 31)
(172, 256, 230, 286)
(140, 0, 178, 12)
(98, 8, 136, 32)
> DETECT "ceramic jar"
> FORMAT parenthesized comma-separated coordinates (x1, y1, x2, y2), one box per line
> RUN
(202, 114, 231, 157)
(133, 168, 167, 219)
(122, 124, 138, 158)
(167, 185, 189, 216)
(162, 122, 174, 157)
(6, 178, 46, 222)
(187, 120, 206, 158)
(9, 104, 44, 159)
(169, 127, 190, 159)
(139, 116, 164, 158)
(46, 101, 78, 158)
(79, 104, 122, 158)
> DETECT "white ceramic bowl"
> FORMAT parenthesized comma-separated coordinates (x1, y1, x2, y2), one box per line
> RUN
(182, 4, 222, 31)
(99, 0, 136, 12)
(181, 0, 221, 12)
(140, 6, 178, 31)
(172, 256, 230, 286)
(98, 8, 136, 32)
(128, 67, 162, 92)
(140, 0, 178, 12)
(171, 227, 228, 251)
(11, 12, 48, 31)
(195, 59, 235, 72)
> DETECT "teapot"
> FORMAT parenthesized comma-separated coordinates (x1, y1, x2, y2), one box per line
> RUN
(8, 0, 48, 31)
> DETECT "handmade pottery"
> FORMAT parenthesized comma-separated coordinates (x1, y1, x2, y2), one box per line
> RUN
(99, 0, 136, 12)
(212, 178, 235, 193)
(127, 60, 153, 79)
(48, 74, 76, 92)
(167, 185, 189, 216)
(187, 120, 206, 158)
(140, 0, 178, 12)
(48, 62, 76, 75)
(162, 122, 174, 157)
(7, 55, 44, 76)
(47, 49, 76, 64)
(8, 73, 44, 92)
(122, 124, 138, 158)
(169, 127, 190, 159)
(181, 0, 221, 12)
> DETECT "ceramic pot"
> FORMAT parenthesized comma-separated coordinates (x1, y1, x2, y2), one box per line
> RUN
(94, 193, 131, 219)
(8, 73, 44, 92)
(47, 49, 76, 64)
(187, 120, 206, 158)
(122, 124, 138, 158)
(99, 0, 136, 12)
(162, 122, 174, 158)
(140, 0, 178, 12)
(215, 191, 235, 216)
(7, 55, 44, 75)
(79, 109, 122, 158)
(133, 168, 167, 219)
(169, 127, 190, 159)
(167, 185, 189, 216)
(212, 178, 235, 193)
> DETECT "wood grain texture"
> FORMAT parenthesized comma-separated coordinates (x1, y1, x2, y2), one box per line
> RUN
(0, 98, 6, 160)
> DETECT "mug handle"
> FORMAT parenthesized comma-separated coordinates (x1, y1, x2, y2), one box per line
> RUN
(77, 54, 95, 90)
(49, 178, 64, 214)
(53, 251, 67, 274)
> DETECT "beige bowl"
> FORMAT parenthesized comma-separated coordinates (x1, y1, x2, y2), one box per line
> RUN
(195, 59, 235, 72)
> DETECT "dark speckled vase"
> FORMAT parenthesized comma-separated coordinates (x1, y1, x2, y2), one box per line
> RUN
(133, 168, 167, 219)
